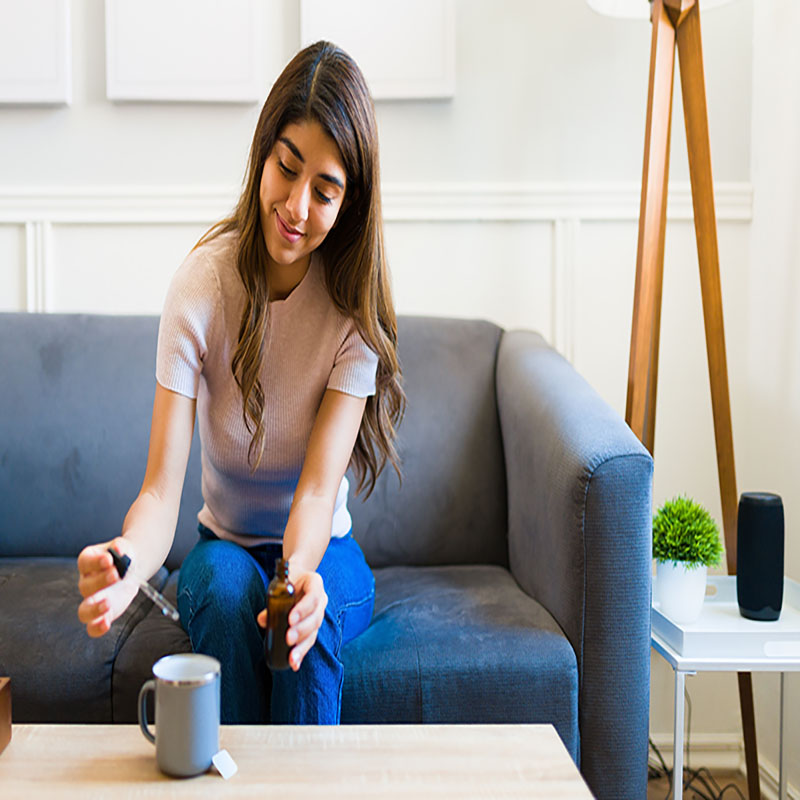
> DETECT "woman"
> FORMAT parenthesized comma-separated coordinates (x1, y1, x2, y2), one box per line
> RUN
(76, 41, 404, 724)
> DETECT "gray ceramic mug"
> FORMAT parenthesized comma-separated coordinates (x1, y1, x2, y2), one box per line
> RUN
(138, 653, 221, 777)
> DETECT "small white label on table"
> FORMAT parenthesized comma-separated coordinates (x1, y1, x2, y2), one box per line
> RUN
(212, 749, 238, 780)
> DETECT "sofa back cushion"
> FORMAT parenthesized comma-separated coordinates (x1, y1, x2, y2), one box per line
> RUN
(348, 317, 508, 568)
(0, 313, 203, 567)
(0, 313, 508, 569)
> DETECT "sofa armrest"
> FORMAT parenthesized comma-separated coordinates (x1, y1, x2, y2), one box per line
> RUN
(496, 330, 653, 800)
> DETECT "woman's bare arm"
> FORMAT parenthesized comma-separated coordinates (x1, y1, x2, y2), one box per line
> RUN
(77, 383, 196, 637)
(258, 387, 367, 669)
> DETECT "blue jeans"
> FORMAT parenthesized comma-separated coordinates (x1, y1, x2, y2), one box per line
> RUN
(177, 524, 375, 724)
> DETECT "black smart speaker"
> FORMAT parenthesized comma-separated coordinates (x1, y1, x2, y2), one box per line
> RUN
(736, 492, 784, 621)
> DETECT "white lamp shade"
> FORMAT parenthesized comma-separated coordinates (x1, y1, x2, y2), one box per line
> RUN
(586, 0, 732, 19)
(586, 0, 650, 18)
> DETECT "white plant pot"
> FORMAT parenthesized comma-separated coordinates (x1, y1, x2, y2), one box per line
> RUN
(655, 561, 707, 624)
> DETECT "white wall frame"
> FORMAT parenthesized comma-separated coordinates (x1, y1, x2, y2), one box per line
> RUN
(0, 181, 752, 338)
(104, 0, 264, 103)
(0, 0, 71, 105)
(300, 0, 456, 100)
(0, 182, 753, 225)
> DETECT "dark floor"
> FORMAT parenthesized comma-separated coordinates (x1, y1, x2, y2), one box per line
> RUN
(647, 768, 750, 800)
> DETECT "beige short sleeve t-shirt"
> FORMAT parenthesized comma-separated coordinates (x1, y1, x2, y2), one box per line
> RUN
(156, 231, 378, 545)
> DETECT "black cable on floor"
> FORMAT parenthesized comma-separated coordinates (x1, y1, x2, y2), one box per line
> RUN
(713, 783, 747, 800)
(646, 684, 747, 800)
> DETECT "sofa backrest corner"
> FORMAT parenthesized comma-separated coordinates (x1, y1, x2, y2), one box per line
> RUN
(349, 315, 509, 569)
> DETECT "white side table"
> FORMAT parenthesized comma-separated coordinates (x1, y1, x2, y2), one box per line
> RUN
(651, 576, 800, 800)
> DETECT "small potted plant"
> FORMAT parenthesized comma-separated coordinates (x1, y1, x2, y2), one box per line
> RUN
(653, 495, 723, 624)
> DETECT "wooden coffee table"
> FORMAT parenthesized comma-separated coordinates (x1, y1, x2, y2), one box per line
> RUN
(1, 723, 592, 798)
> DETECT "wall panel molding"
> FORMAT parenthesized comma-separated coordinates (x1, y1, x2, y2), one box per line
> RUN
(551, 218, 580, 362)
(384, 182, 752, 222)
(0, 181, 753, 225)
(24, 221, 51, 312)
(0, 182, 752, 350)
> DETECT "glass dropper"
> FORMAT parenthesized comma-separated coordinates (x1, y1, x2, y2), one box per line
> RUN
(107, 546, 180, 622)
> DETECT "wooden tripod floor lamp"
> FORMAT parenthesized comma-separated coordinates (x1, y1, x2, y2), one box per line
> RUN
(626, 0, 759, 797)
(589, 0, 759, 796)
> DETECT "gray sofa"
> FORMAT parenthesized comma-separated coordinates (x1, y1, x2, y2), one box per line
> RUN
(0, 312, 653, 799)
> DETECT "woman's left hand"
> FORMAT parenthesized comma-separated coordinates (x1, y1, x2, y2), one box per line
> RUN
(257, 571, 328, 671)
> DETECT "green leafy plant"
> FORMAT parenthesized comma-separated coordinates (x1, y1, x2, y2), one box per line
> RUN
(652, 495, 723, 568)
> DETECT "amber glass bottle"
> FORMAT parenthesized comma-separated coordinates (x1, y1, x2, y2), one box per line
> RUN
(265, 558, 296, 671)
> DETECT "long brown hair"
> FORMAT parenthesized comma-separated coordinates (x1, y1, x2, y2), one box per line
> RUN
(196, 41, 404, 497)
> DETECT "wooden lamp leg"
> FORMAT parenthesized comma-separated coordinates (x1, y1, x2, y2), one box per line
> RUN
(674, 0, 739, 575)
(674, 5, 760, 799)
(627, 1, 761, 797)
(626, 0, 676, 452)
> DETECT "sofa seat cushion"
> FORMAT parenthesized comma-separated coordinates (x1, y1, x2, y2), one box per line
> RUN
(112, 570, 192, 722)
(341, 564, 579, 758)
(0, 558, 165, 722)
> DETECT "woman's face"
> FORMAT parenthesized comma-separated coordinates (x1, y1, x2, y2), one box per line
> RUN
(259, 119, 347, 270)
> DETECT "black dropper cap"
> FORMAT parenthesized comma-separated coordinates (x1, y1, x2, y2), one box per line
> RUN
(107, 546, 131, 579)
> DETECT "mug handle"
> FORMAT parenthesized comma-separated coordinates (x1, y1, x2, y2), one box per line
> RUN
(138, 680, 156, 744)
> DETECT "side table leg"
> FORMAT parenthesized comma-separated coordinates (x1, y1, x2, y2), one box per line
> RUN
(673, 670, 686, 800)
(779, 672, 786, 800)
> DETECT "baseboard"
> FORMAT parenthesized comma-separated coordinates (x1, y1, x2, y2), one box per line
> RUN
(650, 732, 744, 773)
(650, 733, 799, 800)
(759, 757, 800, 800)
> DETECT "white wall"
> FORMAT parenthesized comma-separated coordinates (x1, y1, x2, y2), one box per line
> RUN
(748, 2, 800, 793)
(2, 0, 796, 790)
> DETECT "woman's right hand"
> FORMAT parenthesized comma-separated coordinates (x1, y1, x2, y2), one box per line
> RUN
(77, 536, 140, 637)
